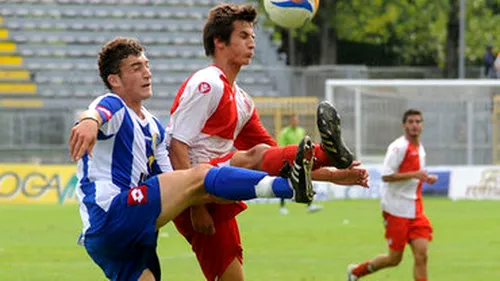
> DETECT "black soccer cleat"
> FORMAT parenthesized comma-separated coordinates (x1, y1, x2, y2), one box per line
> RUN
(317, 101, 354, 169)
(289, 135, 315, 204)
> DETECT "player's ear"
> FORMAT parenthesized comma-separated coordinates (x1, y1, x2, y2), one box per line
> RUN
(108, 74, 120, 89)
(214, 36, 226, 50)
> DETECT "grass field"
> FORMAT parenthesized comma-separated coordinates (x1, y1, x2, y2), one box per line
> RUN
(1, 198, 499, 281)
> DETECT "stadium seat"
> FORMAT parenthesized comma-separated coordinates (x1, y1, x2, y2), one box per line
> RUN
(3, 0, 281, 101)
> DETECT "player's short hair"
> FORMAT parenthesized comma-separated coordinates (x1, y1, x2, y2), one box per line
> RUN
(98, 37, 144, 90)
(402, 109, 423, 123)
(203, 3, 257, 57)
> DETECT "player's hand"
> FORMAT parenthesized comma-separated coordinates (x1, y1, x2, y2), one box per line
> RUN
(191, 205, 215, 235)
(413, 170, 428, 181)
(348, 160, 362, 169)
(332, 168, 369, 188)
(69, 119, 99, 161)
(426, 174, 438, 184)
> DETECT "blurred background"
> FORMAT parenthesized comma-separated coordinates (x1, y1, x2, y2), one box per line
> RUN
(2, 0, 500, 165)
(0, 1, 499, 280)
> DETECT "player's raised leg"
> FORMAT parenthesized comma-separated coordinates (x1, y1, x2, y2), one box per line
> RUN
(154, 135, 315, 228)
(227, 141, 368, 187)
(259, 101, 354, 176)
(316, 101, 354, 169)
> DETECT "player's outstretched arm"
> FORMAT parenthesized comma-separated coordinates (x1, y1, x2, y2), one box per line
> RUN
(382, 170, 428, 182)
(69, 109, 102, 161)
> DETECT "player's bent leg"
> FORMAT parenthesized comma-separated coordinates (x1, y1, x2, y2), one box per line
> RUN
(226, 144, 366, 187)
(349, 250, 403, 280)
(219, 258, 245, 281)
(155, 164, 214, 229)
(157, 139, 315, 229)
(138, 269, 156, 281)
(229, 144, 271, 170)
(409, 238, 429, 281)
(371, 250, 404, 269)
(204, 136, 315, 204)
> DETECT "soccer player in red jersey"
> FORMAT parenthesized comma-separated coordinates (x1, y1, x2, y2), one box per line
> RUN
(167, 3, 359, 281)
(347, 109, 438, 281)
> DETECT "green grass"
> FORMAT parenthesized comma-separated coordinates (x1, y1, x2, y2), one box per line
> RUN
(1, 199, 499, 280)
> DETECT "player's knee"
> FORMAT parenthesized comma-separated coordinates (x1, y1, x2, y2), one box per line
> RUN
(387, 253, 403, 267)
(191, 163, 213, 184)
(245, 144, 270, 169)
(414, 250, 428, 265)
(193, 163, 213, 175)
(248, 143, 271, 155)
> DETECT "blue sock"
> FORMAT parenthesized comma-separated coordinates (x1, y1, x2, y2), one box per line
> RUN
(271, 177, 294, 198)
(204, 166, 293, 200)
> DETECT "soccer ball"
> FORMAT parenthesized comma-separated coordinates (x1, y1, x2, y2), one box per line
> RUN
(263, 0, 319, 29)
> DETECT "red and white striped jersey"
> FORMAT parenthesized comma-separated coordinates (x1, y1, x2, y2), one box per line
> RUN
(381, 136, 426, 218)
(167, 65, 275, 164)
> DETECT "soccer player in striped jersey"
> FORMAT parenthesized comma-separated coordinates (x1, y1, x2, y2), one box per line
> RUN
(69, 37, 316, 281)
(347, 109, 438, 281)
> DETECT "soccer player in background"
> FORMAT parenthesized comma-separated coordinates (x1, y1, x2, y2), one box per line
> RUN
(168, 3, 357, 281)
(68, 37, 317, 281)
(347, 109, 438, 281)
(277, 113, 323, 214)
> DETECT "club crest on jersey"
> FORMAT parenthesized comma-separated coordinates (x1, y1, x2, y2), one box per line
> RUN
(127, 185, 148, 205)
(197, 82, 211, 94)
(152, 133, 158, 150)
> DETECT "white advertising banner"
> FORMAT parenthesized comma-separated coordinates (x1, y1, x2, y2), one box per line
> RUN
(247, 165, 500, 203)
(448, 166, 500, 200)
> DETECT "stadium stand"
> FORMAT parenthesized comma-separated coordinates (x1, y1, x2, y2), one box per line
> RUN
(0, 0, 285, 163)
(0, 0, 281, 106)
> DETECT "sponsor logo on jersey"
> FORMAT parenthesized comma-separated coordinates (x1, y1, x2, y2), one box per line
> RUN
(198, 82, 211, 94)
(127, 185, 148, 205)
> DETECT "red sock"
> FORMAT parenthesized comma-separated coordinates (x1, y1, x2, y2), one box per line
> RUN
(261, 145, 297, 176)
(261, 143, 331, 176)
(352, 261, 373, 277)
(416, 278, 427, 281)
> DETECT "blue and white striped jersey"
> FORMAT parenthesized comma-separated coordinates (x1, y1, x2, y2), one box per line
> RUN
(76, 93, 172, 237)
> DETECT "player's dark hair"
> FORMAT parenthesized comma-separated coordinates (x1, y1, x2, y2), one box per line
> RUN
(203, 3, 257, 57)
(402, 109, 423, 123)
(98, 37, 144, 90)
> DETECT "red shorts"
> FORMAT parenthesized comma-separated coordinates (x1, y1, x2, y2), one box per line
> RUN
(173, 202, 247, 281)
(173, 151, 245, 280)
(383, 211, 433, 252)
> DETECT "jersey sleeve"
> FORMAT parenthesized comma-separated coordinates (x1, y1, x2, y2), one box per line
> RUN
(88, 94, 125, 136)
(382, 140, 406, 176)
(234, 108, 277, 150)
(169, 77, 224, 146)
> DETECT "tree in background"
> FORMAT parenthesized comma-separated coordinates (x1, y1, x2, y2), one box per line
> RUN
(256, 0, 500, 76)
